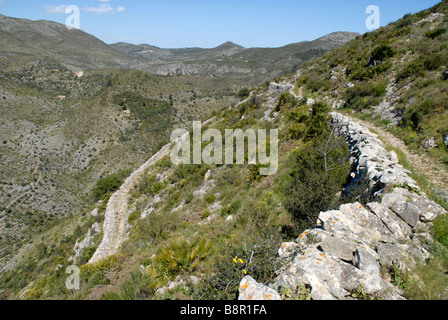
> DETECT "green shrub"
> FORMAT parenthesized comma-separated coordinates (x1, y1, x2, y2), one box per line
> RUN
(424, 53, 446, 71)
(128, 210, 141, 223)
(372, 44, 395, 61)
(220, 200, 241, 217)
(275, 92, 299, 112)
(205, 194, 216, 204)
(193, 226, 282, 300)
(146, 236, 212, 288)
(138, 174, 165, 196)
(304, 73, 333, 92)
(426, 28, 446, 39)
(92, 170, 131, 201)
(433, 214, 448, 248)
(397, 59, 425, 82)
(348, 61, 392, 81)
(283, 134, 351, 229)
(402, 99, 433, 130)
(395, 13, 414, 29)
(343, 81, 386, 111)
(238, 88, 250, 100)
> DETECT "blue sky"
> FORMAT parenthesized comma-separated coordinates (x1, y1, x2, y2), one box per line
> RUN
(0, 0, 442, 48)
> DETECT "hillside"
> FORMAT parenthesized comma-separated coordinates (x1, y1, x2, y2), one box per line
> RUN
(113, 32, 359, 84)
(1, 2, 448, 302)
(0, 14, 357, 85)
(0, 14, 131, 71)
(0, 65, 243, 266)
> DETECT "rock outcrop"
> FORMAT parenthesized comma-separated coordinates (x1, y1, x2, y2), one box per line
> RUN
(239, 113, 446, 300)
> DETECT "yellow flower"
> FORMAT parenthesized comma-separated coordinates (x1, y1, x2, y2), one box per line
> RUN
(243, 269, 247, 275)
(233, 256, 238, 263)
(238, 258, 244, 264)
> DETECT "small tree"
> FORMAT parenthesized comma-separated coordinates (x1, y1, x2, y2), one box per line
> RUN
(238, 88, 250, 100)
(283, 130, 350, 229)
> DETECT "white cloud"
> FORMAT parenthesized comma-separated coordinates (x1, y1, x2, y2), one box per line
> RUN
(45, 4, 70, 15)
(82, 3, 126, 15)
(82, 4, 114, 15)
(45, 2, 125, 16)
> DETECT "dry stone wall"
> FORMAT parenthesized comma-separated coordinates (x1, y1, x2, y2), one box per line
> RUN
(239, 113, 446, 300)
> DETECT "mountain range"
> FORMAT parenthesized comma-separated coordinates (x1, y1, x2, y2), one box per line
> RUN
(0, 14, 358, 84)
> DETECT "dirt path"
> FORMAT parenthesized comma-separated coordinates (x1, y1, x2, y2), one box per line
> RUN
(350, 115, 448, 192)
(88, 140, 175, 264)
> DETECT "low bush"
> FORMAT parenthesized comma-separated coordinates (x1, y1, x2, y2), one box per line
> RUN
(283, 133, 351, 230)
(372, 44, 395, 61)
(426, 28, 447, 39)
(145, 236, 212, 289)
(396, 59, 425, 82)
(92, 170, 131, 201)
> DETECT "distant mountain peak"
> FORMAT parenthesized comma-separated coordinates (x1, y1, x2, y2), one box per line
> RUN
(316, 31, 361, 42)
(216, 41, 245, 49)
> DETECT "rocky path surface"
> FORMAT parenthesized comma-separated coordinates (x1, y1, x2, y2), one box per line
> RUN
(88, 120, 212, 264)
(88, 141, 175, 264)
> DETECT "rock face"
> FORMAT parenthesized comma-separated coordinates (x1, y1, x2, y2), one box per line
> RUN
(239, 113, 446, 300)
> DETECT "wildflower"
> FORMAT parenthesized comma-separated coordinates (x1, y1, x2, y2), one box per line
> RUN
(238, 258, 244, 264)
(233, 256, 238, 264)
(243, 269, 247, 275)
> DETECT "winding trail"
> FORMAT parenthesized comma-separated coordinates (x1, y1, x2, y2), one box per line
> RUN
(88, 140, 176, 264)
(89, 119, 214, 264)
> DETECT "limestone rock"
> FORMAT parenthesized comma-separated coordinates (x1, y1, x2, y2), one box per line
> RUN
(318, 235, 357, 262)
(422, 137, 437, 149)
(391, 201, 421, 228)
(367, 202, 412, 241)
(269, 82, 292, 97)
(238, 276, 281, 301)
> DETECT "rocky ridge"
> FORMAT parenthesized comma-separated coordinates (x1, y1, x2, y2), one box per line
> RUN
(238, 112, 446, 300)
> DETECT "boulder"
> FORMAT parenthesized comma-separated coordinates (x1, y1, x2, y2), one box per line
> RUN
(391, 201, 421, 228)
(238, 276, 281, 301)
(367, 202, 412, 241)
(376, 243, 412, 269)
(353, 246, 384, 292)
(318, 235, 358, 262)
(269, 82, 292, 97)
(422, 137, 437, 149)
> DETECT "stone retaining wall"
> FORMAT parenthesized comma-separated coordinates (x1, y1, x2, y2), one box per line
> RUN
(239, 113, 446, 300)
